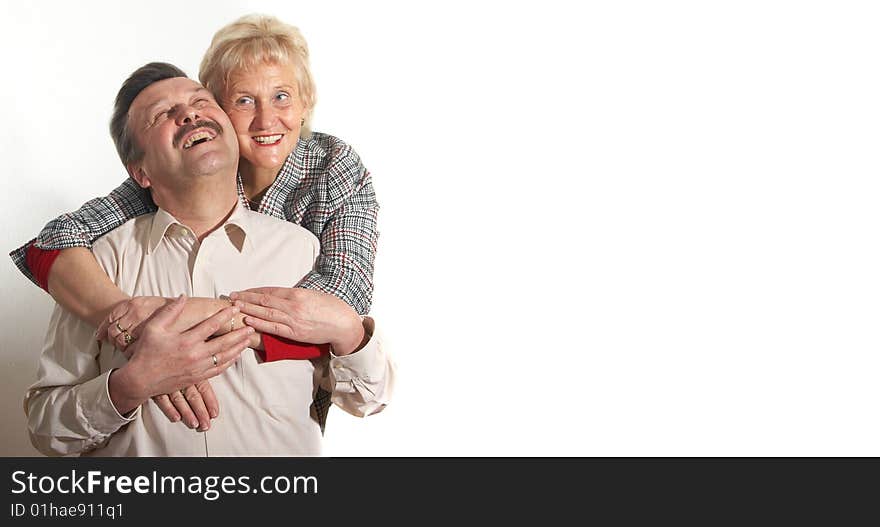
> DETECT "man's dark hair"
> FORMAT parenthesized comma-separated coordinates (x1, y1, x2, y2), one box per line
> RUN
(110, 62, 188, 167)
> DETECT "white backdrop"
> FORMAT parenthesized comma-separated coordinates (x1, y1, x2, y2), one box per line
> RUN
(1, 0, 879, 456)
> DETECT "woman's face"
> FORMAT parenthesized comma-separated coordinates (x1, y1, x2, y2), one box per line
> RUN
(220, 62, 307, 174)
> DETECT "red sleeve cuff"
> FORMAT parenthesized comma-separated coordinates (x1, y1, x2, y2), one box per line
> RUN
(260, 334, 327, 361)
(26, 244, 62, 292)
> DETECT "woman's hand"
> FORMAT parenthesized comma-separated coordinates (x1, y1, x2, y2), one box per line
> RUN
(230, 287, 367, 355)
(97, 296, 170, 353)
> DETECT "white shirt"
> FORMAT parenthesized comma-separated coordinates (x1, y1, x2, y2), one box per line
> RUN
(25, 202, 394, 456)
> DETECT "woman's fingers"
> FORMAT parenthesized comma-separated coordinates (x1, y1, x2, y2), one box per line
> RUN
(229, 291, 290, 312)
(95, 318, 111, 342)
(184, 306, 238, 343)
(241, 314, 295, 340)
(232, 287, 292, 300)
(97, 300, 133, 341)
(231, 296, 300, 339)
(234, 299, 290, 324)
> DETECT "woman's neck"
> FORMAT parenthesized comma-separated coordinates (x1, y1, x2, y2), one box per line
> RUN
(239, 160, 282, 202)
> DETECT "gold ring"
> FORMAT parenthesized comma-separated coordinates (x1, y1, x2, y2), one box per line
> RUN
(212, 354, 218, 367)
(122, 331, 133, 345)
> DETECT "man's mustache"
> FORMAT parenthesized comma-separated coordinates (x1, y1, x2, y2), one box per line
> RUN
(172, 119, 223, 149)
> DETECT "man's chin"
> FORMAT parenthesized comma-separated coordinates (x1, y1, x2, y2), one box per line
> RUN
(185, 153, 237, 179)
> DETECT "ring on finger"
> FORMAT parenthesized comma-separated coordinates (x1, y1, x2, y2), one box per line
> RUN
(122, 330, 134, 346)
(212, 354, 218, 367)
(115, 321, 131, 333)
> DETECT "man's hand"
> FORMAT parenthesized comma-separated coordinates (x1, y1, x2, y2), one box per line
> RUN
(98, 295, 258, 430)
(151, 381, 219, 431)
(230, 287, 366, 355)
(108, 295, 254, 418)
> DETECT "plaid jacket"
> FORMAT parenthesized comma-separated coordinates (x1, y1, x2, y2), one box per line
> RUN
(9, 132, 379, 314)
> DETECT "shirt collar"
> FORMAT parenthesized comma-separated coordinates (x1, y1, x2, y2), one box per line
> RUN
(147, 201, 255, 254)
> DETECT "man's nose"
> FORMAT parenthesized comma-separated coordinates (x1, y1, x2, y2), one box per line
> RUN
(175, 106, 201, 126)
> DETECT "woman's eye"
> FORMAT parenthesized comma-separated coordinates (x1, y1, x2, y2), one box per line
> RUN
(275, 92, 291, 103)
(236, 96, 255, 106)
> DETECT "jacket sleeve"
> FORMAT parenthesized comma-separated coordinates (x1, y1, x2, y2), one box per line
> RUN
(9, 177, 154, 288)
(295, 145, 379, 315)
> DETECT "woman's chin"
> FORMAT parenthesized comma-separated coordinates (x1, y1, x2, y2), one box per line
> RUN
(241, 153, 287, 174)
(241, 142, 297, 172)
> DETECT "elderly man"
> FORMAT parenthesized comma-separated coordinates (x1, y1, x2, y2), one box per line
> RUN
(25, 63, 394, 456)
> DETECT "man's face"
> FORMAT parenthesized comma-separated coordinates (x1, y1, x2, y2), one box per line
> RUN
(127, 77, 239, 191)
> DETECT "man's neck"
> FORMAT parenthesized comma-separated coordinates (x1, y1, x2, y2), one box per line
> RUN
(152, 178, 239, 240)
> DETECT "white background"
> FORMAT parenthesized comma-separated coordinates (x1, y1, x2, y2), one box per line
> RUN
(1, 0, 878, 456)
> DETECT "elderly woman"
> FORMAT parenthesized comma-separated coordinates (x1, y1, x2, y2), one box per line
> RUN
(10, 15, 379, 431)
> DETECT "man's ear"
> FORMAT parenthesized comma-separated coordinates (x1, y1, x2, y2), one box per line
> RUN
(127, 162, 151, 189)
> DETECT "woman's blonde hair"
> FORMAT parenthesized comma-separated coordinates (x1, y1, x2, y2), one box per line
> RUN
(199, 14, 316, 138)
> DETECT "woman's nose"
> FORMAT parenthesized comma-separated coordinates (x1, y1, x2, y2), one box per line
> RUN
(252, 104, 277, 130)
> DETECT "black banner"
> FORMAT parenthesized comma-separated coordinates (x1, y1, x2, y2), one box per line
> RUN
(2, 458, 877, 523)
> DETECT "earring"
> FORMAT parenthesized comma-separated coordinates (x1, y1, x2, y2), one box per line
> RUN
(301, 118, 305, 126)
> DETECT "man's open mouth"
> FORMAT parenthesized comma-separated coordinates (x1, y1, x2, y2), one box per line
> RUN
(253, 134, 283, 146)
(183, 129, 218, 149)
(174, 119, 223, 150)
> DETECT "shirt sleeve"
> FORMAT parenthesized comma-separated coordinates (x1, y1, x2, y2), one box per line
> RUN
(24, 305, 139, 456)
(326, 317, 395, 417)
(9, 177, 155, 288)
(295, 151, 379, 316)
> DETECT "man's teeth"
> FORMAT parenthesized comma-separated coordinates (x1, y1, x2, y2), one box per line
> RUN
(254, 134, 283, 145)
(183, 131, 215, 149)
